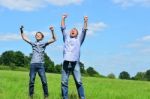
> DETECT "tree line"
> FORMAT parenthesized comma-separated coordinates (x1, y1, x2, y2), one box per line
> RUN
(1, 50, 150, 80)
(107, 71, 150, 81)
(0, 50, 101, 77)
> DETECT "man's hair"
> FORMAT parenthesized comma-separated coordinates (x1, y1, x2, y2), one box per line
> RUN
(36, 31, 44, 39)
(72, 28, 78, 35)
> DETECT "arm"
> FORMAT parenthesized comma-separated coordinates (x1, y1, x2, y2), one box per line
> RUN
(61, 14, 68, 42)
(20, 25, 31, 44)
(80, 16, 88, 45)
(84, 16, 88, 30)
(47, 26, 56, 45)
(61, 14, 67, 28)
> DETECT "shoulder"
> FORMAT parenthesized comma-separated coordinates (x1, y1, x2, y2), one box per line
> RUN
(61, 26, 66, 30)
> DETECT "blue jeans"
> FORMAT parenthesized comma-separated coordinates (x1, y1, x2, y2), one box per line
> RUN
(61, 61, 85, 99)
(29, 63, 49, 97)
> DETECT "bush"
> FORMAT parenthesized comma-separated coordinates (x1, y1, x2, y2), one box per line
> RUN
(107, 73, 115, 79)
(119, 71, 130, 80)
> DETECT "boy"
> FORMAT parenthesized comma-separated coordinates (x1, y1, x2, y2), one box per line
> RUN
(60, 14, 88, 99)
(20, 25, 56, 99)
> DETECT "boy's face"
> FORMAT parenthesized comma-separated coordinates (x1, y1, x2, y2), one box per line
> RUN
(70, 28, 78, 38)
(35, 32, 43, 41)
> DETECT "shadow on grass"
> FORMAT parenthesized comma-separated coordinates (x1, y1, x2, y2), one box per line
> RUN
(69, 92, 78, 99)
(59, 92, 78, 99)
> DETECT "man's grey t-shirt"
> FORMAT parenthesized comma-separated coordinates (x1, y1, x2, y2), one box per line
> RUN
(28, 41, 48, 63)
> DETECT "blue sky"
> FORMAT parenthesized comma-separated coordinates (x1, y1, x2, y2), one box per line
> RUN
(0, 0, 150, 77)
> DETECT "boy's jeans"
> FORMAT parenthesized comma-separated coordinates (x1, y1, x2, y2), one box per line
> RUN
(61, 61, 85, 99)
(29, 63, 49, 97)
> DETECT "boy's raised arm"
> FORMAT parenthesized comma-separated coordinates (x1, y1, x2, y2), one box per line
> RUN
(47, 26, 56, 45)
(20, 25, 31, 44)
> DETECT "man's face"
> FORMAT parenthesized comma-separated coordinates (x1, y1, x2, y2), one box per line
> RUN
(70, 28, 78, 38)
(35, 32, 43, 41)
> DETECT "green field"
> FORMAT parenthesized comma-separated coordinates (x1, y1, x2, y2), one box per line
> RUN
(0, 70, 150, 99)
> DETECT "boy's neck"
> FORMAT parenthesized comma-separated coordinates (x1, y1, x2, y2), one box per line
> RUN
(36, 39, 42, 42)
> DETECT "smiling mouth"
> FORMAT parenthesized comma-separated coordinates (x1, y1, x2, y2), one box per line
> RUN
(36, 36, 41, 39)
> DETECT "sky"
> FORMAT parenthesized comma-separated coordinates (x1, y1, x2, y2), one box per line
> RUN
(0, 0, 150, 77)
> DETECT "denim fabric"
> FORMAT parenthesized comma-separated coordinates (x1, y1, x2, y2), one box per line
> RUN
(61, 61, 85, 99)
(29, 63, 49, 97)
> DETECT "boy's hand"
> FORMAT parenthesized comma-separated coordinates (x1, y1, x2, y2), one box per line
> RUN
(62, 14, 68, 19)
(49, 26, 54, 31)
(20, 25, 24, 30)
(20, 25, 24, 34)
(84, 16, 88, 22)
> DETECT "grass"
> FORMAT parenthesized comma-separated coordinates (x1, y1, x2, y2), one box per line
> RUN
(0, 70, 150, 99)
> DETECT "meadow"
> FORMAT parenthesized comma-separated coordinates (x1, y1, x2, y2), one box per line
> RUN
(0, 70, 150, 99)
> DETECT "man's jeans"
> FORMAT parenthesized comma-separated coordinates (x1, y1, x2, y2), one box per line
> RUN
(29, 63, 49, 97)
(61, 61, 85, 99)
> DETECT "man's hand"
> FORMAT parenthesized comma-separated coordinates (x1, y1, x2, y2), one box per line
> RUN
(84, 16, 88, 22)
(83, 16, 88, 30)
(20, 25, 24, 34)
(61, 14, 67, 27)
(62, 14, 68, 19)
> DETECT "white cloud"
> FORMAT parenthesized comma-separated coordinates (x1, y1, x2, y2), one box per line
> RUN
(0, 0, 44, 11)
(76, 22, 107, 36)
(87, 22, 107, 35)
(127, 35, 150, 47)
(0, 33, 21, 41)
(0, 0, 83, 11)
(0, 31, 50, 41)
(140, 47, 150, 53)
(113, 0, 150, 7)
(45, 0, 83, 6)
(126, 35, 150, 54)
(140, 35, 150, 42)
(126, 43, 142, 48)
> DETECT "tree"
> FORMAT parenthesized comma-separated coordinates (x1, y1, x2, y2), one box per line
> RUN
(24, 56, 30, 67)
(79, 62, 86, 74)
(55, 64, 62, 73)
(107, 73, 115, 79)
(119, 71, 130, 80)
(145, 70, 150, 81)
(134, 72, 146, 81)
(44, 53, 55, 73)
(0, 50, 30, 67)
(0, 51, 15, 66)
(86, 67, 100, 77)
(14, 51, 26, 67)
(0, 55, 2, 65)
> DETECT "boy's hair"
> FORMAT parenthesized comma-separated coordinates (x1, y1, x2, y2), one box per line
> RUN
(36, 31, 44, 39)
